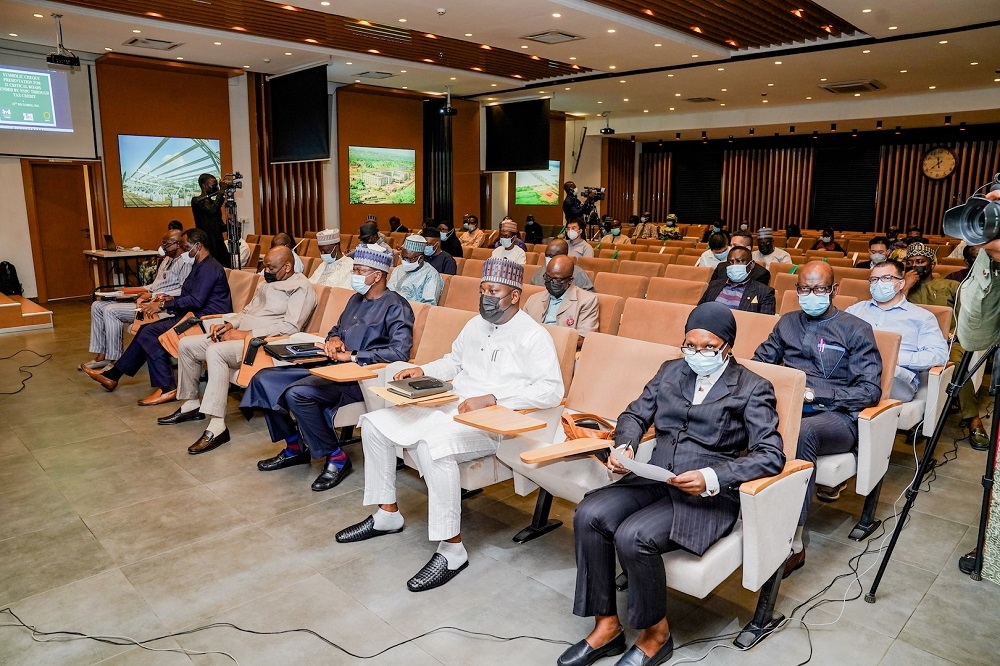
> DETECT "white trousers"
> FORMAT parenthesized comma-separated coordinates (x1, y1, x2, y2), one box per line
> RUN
(177, 335, 243, 418)
(89, 301, 135, 360)
(361, 417, 495, 541)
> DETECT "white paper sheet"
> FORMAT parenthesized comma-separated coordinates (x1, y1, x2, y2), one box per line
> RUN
(608, 445, 676, 482)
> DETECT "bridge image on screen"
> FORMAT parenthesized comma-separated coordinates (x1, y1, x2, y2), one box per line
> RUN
(118, 135, 221, 208)
(514, 160, 560, 206)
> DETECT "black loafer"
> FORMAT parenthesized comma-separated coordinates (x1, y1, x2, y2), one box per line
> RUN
(158, 407, 206, 426)
(615, 635, 673, 666)
(406, 553, 468, 592)
(959, 549, 979, 575)
(257, 449, 310, 471)
(557, 632, 626, 666)
(311, 457, 352, 491)
(336, 514, 403, 543)
(187, 429, 230, 455)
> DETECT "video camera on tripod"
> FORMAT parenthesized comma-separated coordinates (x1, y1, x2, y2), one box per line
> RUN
(221, 173, 244, 269)
(580, 186, 606, 202)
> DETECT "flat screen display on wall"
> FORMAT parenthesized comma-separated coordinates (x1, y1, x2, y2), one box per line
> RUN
(514, 160, 560, 205)
(117, 134, 221, 207)
(348, 146, 416, 204)
(268, 64, 330, 163)
(485, 99, 550, 172)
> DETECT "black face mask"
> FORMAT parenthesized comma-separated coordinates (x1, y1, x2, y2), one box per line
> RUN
(910, 265, 932, 280)
(545, 279, 569, 299)
(479, 294, 511, 324)
(759, 242, 773, 255)
(263, 269, 278, 283)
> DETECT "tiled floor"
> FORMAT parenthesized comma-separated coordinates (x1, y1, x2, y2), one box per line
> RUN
(1, 298, 997, 665)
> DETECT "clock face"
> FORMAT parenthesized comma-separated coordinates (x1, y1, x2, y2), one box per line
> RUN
(922, 147, 956, 180)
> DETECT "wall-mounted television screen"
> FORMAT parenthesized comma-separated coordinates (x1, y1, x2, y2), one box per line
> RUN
(485, 99, 550, 172)
(514, 160, 560, 206)
(118, 134, 221, 207)
(348, 146, 416, 204)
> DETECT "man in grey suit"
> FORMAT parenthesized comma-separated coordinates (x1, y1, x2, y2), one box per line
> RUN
(559, 303, 785, 666)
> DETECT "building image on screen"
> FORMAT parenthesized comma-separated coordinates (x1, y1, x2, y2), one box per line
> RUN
(348, 146, 416, 204)
(118, 135, 221, 207)
(514, 160, 561, 206)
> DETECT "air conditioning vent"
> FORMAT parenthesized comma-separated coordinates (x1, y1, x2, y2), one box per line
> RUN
(355, 71, 394, 79)
(686, 97, 717, 103)
(522, 31, 583, 44)
(818, 79, 886, 94)
(346, 20, 411, 44)
(122, 37, 183, 51)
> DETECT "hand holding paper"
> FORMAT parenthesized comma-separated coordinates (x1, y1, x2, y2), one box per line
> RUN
(608, 445, 676, 482)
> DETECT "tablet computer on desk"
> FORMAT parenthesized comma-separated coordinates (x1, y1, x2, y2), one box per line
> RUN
(264, 342, 326, 362)
(386, 377, 453, 399)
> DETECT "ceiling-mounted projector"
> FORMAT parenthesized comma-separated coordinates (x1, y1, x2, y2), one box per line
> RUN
(599, 111, 614, 135)
(599, 127, 616, 135)
(440, 85, 458, 116)
(46, 14, 80, 68)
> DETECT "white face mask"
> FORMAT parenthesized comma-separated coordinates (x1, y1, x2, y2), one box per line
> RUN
(157, 246, 166, 257)
(181, 246, 197, 265)
(544, 256, 552, 266)
(400, 258, 421, 272)
(869, 252, 886, 264)
(566, 229, 580, 241)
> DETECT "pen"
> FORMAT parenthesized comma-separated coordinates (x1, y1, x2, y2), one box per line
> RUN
(819, 337, 825, 353)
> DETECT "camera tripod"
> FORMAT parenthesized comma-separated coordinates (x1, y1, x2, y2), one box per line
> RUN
(866, 345, 999, 603)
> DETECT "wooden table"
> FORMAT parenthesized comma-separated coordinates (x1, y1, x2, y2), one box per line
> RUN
(85, 250, 159, 290)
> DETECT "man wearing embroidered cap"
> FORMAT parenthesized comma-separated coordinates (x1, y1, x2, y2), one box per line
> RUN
(387, 234, 444, 305)
(337, 257, 564, 592)
(241, 243, 414, 490)
(491, 218, 527, 264)
(309, 228, 354, 289)
(752, 227, 792, 268)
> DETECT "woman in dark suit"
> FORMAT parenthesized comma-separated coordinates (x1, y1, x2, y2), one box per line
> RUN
(698, 247, 777, 315)
(558, 303, 785, 666)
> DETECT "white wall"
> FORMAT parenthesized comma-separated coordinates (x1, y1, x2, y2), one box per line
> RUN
(228, 74, 255, 236)
(0, 158, 37, 298)
(321, 86, 341, 231)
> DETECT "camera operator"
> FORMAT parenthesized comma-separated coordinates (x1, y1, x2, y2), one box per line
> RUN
(562, 180, 592, 224)
(191, 173, 234, 268)
(957, 189, 1000, 352)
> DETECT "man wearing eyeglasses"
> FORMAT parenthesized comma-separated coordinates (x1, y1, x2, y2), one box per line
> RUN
(846, 260, 948, 402)
(752, 261, 882, 576)
(700, 246, 776, 314)
(523, 254, 599, 349)
(81, 229, 191, 372)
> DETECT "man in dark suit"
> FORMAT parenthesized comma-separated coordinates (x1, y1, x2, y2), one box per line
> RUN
(699, 247, 776, 314)
(710, 233, 770, 286)
(560, 303, 785, 666)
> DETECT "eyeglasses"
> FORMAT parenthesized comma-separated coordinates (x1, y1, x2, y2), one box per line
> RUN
(680, 345, 727, 358)
(867, 275, 902, 284)
(795, 285, 835, 295)
(161, 241, 179, 248)
(543, 274, 572, 284)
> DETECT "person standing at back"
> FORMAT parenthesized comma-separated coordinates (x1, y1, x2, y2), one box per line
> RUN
(191, 173, 232, 268)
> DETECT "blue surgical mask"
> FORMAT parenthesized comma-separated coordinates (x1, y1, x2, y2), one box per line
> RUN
(870, 281, 898, 303)
(423, 245, 435, 256)
(611, 228, 621, 236)
(351, 273, 372, 296)
(500, 237, 513, 249)
(726, 264, 749, 282)
(821, 236, 833, 244)
(713, 250, 730, 261)
(684, 350, 727, 376)
(799, 292, 831, 317)
(320, 253, 335, 264)
(441, 230, 452, 240)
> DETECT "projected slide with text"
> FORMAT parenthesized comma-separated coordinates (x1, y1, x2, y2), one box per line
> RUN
(0, 67, 59, 130)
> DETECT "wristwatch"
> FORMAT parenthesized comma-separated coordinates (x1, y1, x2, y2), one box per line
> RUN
(350, 351, 358, 363)
(804, 387, 815, 403)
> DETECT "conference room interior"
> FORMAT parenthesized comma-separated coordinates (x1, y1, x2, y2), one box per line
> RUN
(1, 0, 1000, 664)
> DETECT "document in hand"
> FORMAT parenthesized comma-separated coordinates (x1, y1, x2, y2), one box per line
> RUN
(608, 446, 676, 482)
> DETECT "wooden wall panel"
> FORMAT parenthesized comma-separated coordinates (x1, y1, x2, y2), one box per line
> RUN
(601, 139, 635, 222)
(637, 151, 672, 221)
(875, 140, 1000, 235)
(720, 147, 813, 232)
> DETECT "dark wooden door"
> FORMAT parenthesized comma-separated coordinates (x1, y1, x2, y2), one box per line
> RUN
(30, 163, 95, 300)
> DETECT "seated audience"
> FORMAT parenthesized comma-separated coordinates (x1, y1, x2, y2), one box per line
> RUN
(945, 244, 979, 283)
(460, 214, 485, 249)
(159, 247, 318, 454)
(846, 259, 948, 402)
(82, 228, 232, 405)
(710, 234, 770, 285)
(700, 247, 776, 314)
(701, 219, 727, 243)
(906, 225, 927, 244)
(350, 222, 392, 255)
(309, 228, 354, 289)
(271, 233, 304, 273)
(786, 222, 801, 238)
(565, 219, 595, 258)
(167, 220, 184, 232)
(242, 244, 413, 490)
(632, 212, 658, 240)
(389, 216, 409, 234)
(600, 218, 632, 246)
(695, 232, 730, 269)
(492, 219, 528, 264)
(335, 258, 563, 591)
(387, 235, 444, 305)
(809, 228, 846, 254)
(490, 217, 528, 251)
(855, 236, 890, 270)
(752, 261, 882, 574)
(83, 229, 190, 371)
(523, 255, 599, 348)
(658, 214, 683, 240)
(423, 228, 458, 275)
(530, 239, 595, 292)
(562, 303, 784, 666)
(436, 220, 465, 259)
(752, 227, 792, 268)
(524, 214, 544, 244)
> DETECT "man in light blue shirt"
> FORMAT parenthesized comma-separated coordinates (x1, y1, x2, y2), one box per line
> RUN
(846, 259, 949, 401)
(386, 234, 444, 305)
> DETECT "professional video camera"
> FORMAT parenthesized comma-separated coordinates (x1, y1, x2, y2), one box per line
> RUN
(222, 173, 244, 269)
(943, 175, 1000, 244)
(222, 172, 243, 194)
(580, 186, 606, 202)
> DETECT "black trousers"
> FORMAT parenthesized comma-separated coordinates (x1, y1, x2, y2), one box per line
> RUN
(573, 482, 679, 629)
(796, 410, 857, 525)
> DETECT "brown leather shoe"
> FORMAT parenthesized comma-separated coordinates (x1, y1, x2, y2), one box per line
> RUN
(187, 429, 230, 455)
(138, 389, 177, 406)
(783, 549, 806, 579)
(82, 365, 118, 392)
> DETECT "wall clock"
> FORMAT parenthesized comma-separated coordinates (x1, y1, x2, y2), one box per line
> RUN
(921, 147, 957, 180)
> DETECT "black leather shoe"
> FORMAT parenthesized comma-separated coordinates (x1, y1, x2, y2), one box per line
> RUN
(406, 553, 468, 592)
(336, 514, 404, 543)
(158, 407, 206, 426)
(257, 449, 310, 471)
(557, 632, 626, 666)
(311, 457, 352, 491)
(615, 636, 673, 666)
(187, 429, 230, 455)
(959, 549, 978, 575)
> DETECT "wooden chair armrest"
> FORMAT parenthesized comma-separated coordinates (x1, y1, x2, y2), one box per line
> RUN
(928, 363, 952, 376)
(739, 459, 814, 496)
(202, 314, 224, 320)
(516, 399, 567, 415)
(519, 438, 612, 464)
(858, 399, 902, 421)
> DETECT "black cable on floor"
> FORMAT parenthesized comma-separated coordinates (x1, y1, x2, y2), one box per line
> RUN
(0, 350, 52, 395)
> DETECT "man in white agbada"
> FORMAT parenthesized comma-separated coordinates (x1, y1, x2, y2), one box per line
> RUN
(336, 257, 564, 592)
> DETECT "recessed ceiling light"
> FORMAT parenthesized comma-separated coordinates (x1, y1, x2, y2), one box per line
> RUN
(105, 47, 113, 51)
(521, 45, 528, 48)
(899, 69, 907, 73)
(565, 87, 571, 90)
(491, 83, 497, 86)
(33, 13, 44, 17)
(321, 1, 330, 5)
(720, 103, 726, 106)
(995, 78, 1000, 82)
(355, 80, 361, 83)
(654, 43, 662, 47)
(609, 65, 616, 69)
(774, 60, 782, 65)
(399, 18, 407, 23)
(450, 77, 456, 80)
(767, 83, 774, 86)
(597, 101, 603, 104)
(8, 33, 17, 37)
(762, 99, 768, 103)
(691, 54, 699, 58)
(971, 62, 979, 65)
(667, 74, 673, 77)
(888, 26, 897, 30)
(854, 92, 860, 96)
(284, 52, 292, 55)
(928, 85, 936, 89)
(402, 86, 408, 89)
(487, 98, 496, 101)
(820, 77, 827, 81)
(552, 13, 561, 18)
(176, 57, 184, 60)
(643, 109, 648, 113)
(718, 67, 725, 71)
(674, 93, 681, 96)
(132, 29, 141, 33)
(214, 41, 222, 45)
(862, 49, 870, 53)
(243, 65, 250, 68)
(569, 57, 576, 60)
(721, 88, 727, 91)
(465, 33, 472, 37)
(619, 79, 626, 83)
(669, 107, 675, 111)
(400, 69, 406, 73)
(539, 91, 546, 94)
(345, 62, 352, 65)
(862, 8, 872, 12)
(806, 96, 812, 99)
(607, 29, 616, 33)
(623, 98, 629, 101)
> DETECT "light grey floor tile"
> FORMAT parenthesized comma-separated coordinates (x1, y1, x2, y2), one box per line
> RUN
(0, 478, 78, 541)
(32, 431, 161, 480)
(12, 410, 131, 451)
(92, 639, 194, 665)
(0, 452, 49, 494)
(1, 392, 109, 429)
(55, 456, 200, 517)
(166, 431, 277, 484)
(0, 427, 27, 458)
(879, 639, 958, 665)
